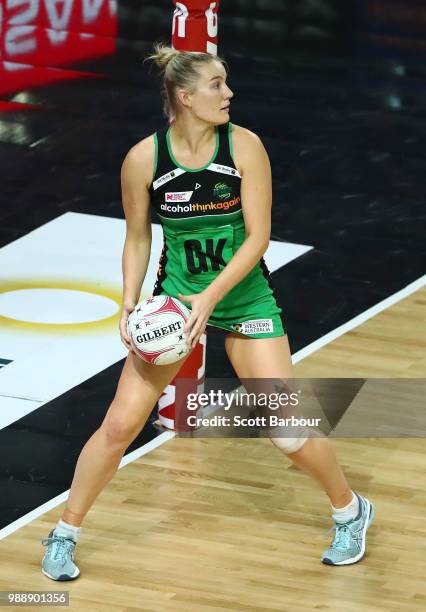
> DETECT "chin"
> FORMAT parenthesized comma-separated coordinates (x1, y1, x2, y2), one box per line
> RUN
(201, 114, 229, 127)
(216, 113, 230, 125)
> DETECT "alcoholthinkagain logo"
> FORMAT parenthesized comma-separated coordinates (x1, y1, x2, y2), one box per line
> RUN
(160, 195, 241, 213)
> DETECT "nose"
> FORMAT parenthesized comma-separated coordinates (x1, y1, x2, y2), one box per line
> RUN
(225, 84, 234, 100)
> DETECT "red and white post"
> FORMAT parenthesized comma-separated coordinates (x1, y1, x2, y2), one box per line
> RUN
(172, 1, 220, 55)
(157, 0, 220, 431)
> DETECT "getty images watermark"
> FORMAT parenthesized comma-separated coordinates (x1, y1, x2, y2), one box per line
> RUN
(172, 378, 426, 438)
(184, 388, 321, 430)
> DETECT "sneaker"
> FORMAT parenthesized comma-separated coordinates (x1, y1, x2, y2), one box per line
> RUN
(322, 492, 375, 565)
(41, 530, 80, 581)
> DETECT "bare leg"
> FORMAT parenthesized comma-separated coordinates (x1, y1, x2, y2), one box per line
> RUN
(285, 437, 352, 507)
(61, 351, 190, 527)
(225, 334, 352, 508)
(61, 430, 125, 526)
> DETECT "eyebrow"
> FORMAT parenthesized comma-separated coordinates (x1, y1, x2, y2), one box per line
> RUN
(210, 75, 225, 81)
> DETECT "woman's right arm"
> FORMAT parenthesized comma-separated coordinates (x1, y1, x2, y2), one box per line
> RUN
(119, 136, 155, 350)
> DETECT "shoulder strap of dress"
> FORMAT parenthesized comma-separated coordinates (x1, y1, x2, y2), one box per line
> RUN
(154, 125, 173, 179)
(215, 122, 236, 168)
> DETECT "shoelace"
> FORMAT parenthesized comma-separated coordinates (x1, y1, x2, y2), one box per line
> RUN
(328, 523, 353, 550)
(42, 535, 75, 565)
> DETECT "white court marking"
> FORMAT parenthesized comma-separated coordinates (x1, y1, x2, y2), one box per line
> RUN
(1, 213, 424, 541)
(0, 432, 175, 541)
(292, 275, 425, 364)
(0, 288, 119, 324)
(0, 212, 312, 426)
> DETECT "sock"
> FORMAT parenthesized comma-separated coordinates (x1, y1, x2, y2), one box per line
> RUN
(331, 491, 360, 523)
(53, 519, 81, 543)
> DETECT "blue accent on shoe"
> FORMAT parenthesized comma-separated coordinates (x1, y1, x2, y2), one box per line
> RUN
(322, 492, 375, 566)
(41, 529, 80, 581)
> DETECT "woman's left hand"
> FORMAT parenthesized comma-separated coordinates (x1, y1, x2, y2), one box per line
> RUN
(178, 290, 218, 349)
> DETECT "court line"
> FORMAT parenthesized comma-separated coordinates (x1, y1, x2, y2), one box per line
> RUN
(292, 275, 425, 363)
(197, 275, 426, 420)
(0, 275, 424, 541)
(0, 431, 174, 541)
(0, 394, 43, 402)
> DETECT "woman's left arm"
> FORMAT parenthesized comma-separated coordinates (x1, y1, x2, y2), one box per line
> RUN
(207, 128, 272, 300)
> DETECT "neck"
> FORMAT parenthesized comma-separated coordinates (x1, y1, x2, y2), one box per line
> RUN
(170, 115, 216, 155)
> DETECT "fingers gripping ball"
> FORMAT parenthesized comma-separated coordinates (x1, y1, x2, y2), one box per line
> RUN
(127, 296, 191, 365)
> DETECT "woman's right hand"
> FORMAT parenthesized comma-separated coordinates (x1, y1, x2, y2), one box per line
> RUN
(119, 302, 136, 353)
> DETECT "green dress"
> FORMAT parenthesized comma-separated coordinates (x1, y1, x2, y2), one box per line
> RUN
(148, 122, 285, 339)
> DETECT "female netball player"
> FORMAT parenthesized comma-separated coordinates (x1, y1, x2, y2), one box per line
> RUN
(41, 44, 374, 580)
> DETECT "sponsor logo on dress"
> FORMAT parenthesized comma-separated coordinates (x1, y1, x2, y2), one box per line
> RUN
(165, 191, 193, 202)
(153, 167, 186, 190)
(194, 183, 202, 190)
(214, 182, 231, 199)
(232, 319, 274, 334)
(160, 195, 241, 214)
(208, 162, 241, 178)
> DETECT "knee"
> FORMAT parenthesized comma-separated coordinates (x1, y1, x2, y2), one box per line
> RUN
(268, 424, 311, 454)
(269, 435, 308, 454)
(102, 410, 140, 449)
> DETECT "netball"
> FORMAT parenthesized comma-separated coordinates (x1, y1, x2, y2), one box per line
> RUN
(127, 295, 190, 365)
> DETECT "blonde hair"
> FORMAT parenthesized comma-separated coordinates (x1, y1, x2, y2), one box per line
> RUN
(145, 42, 227, 121)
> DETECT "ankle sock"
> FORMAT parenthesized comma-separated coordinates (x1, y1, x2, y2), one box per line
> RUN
(331, 491, 360, 523)
(53, 519, 81, 543)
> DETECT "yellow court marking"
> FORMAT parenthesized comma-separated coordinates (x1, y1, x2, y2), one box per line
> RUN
(0, 279, 128, 334)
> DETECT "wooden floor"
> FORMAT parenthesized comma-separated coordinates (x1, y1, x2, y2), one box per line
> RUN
(1, 288, 425, 612)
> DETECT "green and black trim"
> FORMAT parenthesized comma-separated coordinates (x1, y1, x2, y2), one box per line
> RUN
(166, 125, 220, 172)
(152, 239, 169, 296)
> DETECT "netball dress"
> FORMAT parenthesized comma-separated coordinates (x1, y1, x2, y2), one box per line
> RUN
(148, 122, 285, 339)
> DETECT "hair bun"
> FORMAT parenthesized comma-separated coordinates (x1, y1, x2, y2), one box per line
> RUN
(146, 43, 179, 71)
